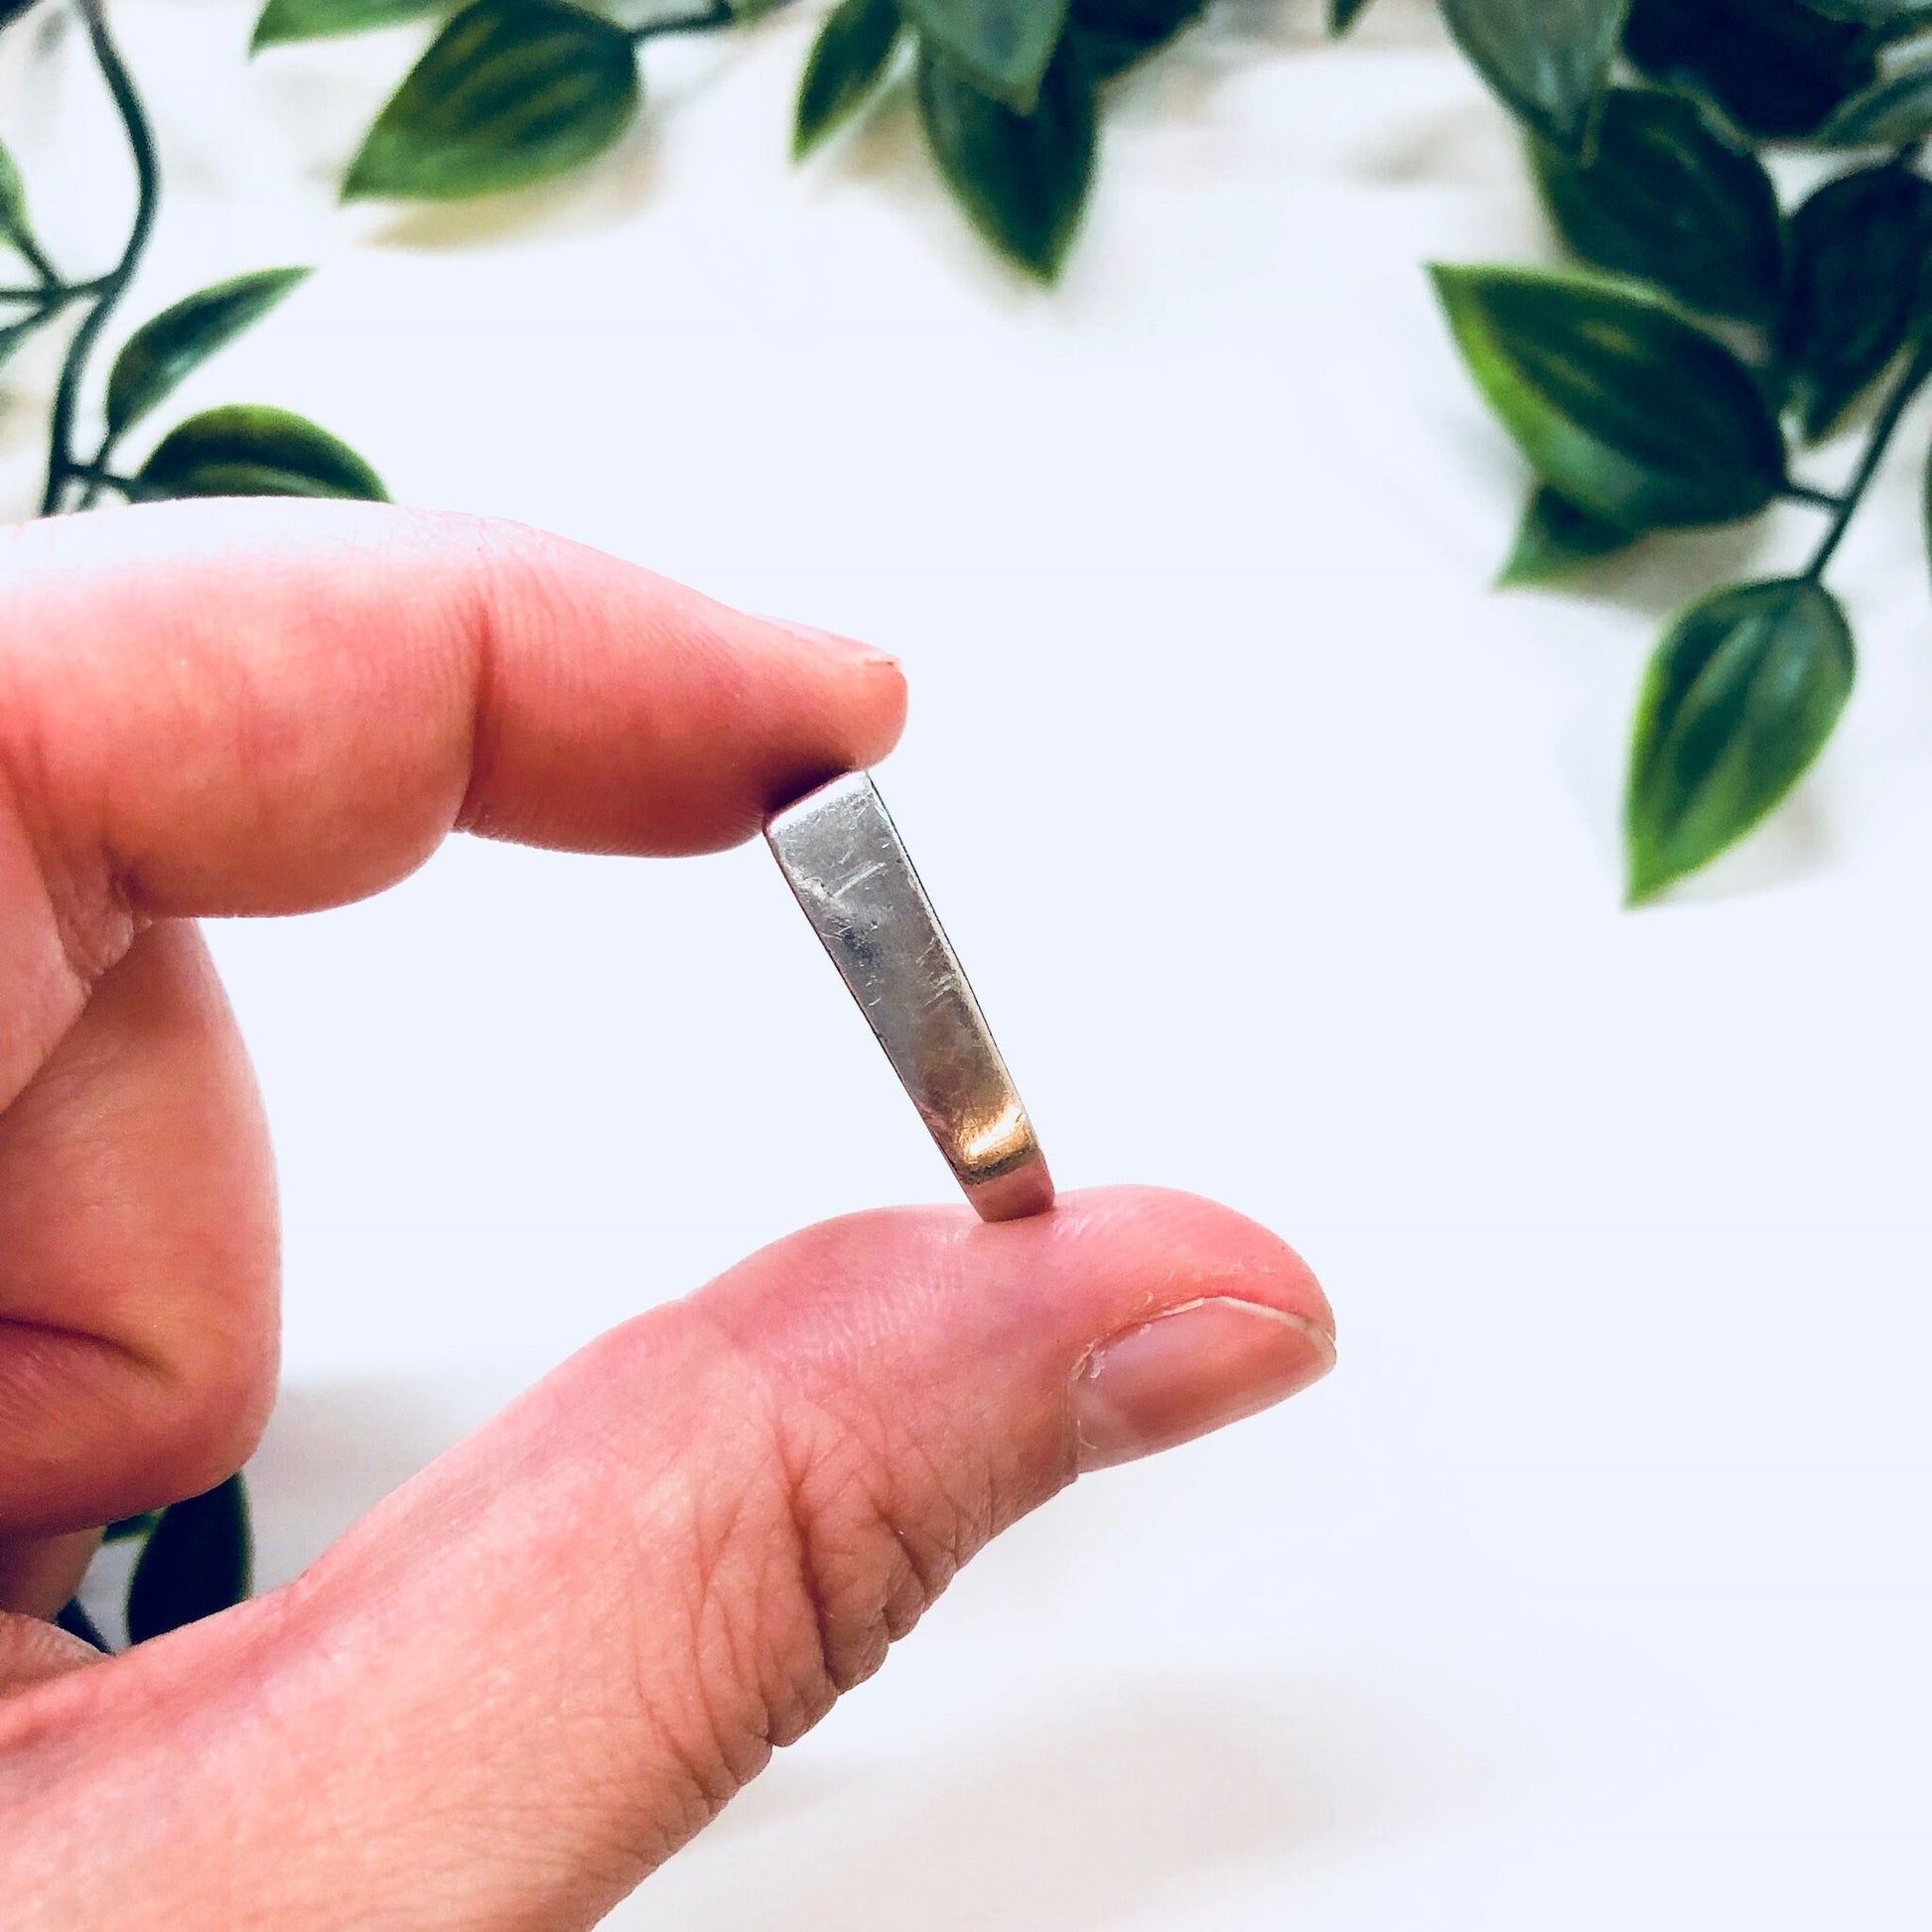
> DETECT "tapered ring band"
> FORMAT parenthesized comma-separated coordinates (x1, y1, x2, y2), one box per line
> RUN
(765, 771, 1055, 1223)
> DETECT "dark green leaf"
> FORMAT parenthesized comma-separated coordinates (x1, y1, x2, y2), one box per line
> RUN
(1623, 0, 1875, 142)
(1330, 0, 1374, 31)
(1625, 578, 1853, 901)
(344, 0, 640, 201)
(1815, 58, 1932, 147)
(55, 1598, 109, 1651)
(1439, 0, 1628, 156)
(917, 44, 1094, 280)
(126, 1474, 252, 1644)
(104, 1511, 161, 1543)
(0, 135, 31, 248)
(1532, 88, 1782, 325)
(1069, 0, 1202, 78)
(794, 0, 901, 157)
(253, 0, 449, 47)
(1499, 485, 1638, 586)
(898, 0, 1069, 111)
(1780, 165, 1932, 441)
(139, 405, 388, 500)
(105, 267, 310, 440)
(1432, 265, 1787, 529)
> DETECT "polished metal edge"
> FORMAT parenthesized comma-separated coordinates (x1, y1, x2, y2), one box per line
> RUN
(765, 771, 1054, 1222)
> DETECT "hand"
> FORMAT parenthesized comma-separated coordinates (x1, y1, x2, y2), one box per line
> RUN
(0, 501, 1335, 1931)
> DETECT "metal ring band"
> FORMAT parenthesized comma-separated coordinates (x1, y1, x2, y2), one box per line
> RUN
(765, 771, 1055, 1223)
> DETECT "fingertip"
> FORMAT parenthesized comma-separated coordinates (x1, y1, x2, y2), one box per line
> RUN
(727, 613, 909, 815)
(0, 1611, 101, 1695)
(693, 1183, 1331, 1416)
(1014, 1188, 1334, 1473)
(1029, 1185, 1334, 1343)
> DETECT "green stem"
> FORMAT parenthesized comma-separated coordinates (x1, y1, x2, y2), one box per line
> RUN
(1782, 482, 1848, 512)
(65, 461, 146, 497)
(0, 276, 110, 308)
(8, 222, 63, 290)
(40, 0, 160, 518)
(1803, 343, 1932, 585)
(628, 0, 735, 41)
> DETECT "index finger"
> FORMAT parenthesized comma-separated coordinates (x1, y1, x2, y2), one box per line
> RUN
(0, 499, 905, 1098)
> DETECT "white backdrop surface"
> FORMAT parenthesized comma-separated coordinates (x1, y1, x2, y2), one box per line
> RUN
(8, 1, 1932, 1924)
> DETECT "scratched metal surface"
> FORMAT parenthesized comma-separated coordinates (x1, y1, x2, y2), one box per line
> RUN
(765, 773, 1051, 1220)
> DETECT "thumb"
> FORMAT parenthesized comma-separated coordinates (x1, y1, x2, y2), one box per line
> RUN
(5, 1187, 1333, 1932)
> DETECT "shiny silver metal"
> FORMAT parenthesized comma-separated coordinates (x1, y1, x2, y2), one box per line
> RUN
(765, 771, 1054, 1222)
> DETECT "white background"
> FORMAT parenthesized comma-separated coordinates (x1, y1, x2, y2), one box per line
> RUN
(8, 0, 1932, 1923)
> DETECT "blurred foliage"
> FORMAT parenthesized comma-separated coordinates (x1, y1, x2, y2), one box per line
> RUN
(229, 0, 1932, 898)
(0, 4, 383, 516)
(254, 0, 1206, 280)
(1433, 0, 1932, 899)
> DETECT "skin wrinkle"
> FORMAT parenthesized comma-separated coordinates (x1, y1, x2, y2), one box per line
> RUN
(662, 1301, 952, 1759)
(774, 1426, 860, 1720)
(0, 759, 115, 1101)
(0, 926, 278, 1535)
(674, 1350, 851, 1759)
(452, 516, 512, 839)
(759, 1366, 984, 1719)
(534, 1340, 785, 1856)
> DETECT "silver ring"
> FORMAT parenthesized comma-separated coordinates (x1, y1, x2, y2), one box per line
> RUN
(765, 771, 1055, 1223)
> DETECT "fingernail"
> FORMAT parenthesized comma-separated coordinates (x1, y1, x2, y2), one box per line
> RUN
(1073, 1299, 1335, 1472)
(755, 614, 900, 671)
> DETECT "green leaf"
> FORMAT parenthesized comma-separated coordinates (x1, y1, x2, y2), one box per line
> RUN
(794, 0, 901, 157)
(1780, 165, 1932, 441)
(1815, 57, 1932, 147)
(1068, 0, 1203, 79)
(916, 43, 1094, 280)
(1432, 265, 1787, 529)
(0, 134, 33, 248)
(125, 1474, 252, 1645)
(898, 0, 1069, 111)
(1439, 0, 1628, 156)
(105, 267, 311, 441)
(1923, 435, 1932, 594)
(139, 405, 388, 499)
(1531, 87, 1782, 326)
(1625, 578, 1853, 901)
(1499, 485, 1638, 586)
(252, 0, 449, 47)
(1330, 0, 1374, 30)
(343, 0, 640, 202)
(1623, 0, 1876, 142)
(104, 1511, 161, 1543)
